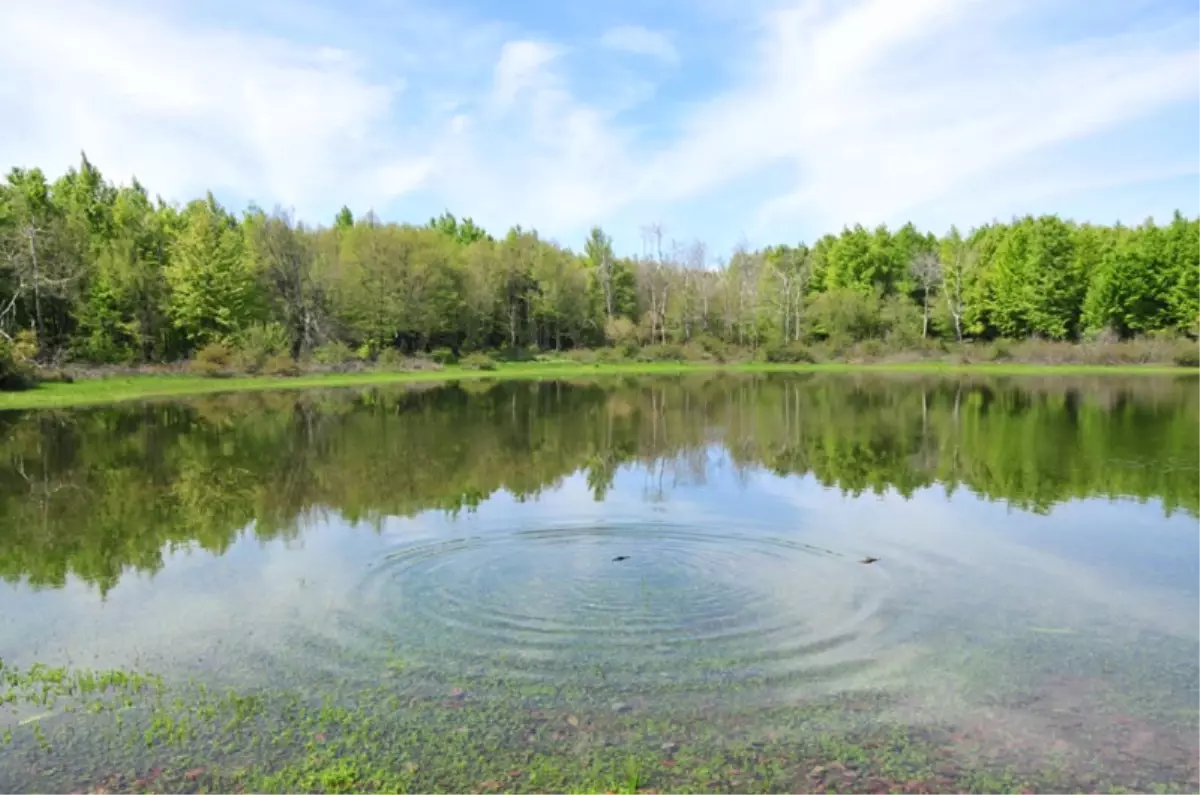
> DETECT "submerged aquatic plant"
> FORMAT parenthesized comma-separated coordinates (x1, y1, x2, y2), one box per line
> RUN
(0, 655, 1194, 794)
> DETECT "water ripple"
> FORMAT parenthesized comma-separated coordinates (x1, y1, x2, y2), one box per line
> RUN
(290, 519, 906, 703)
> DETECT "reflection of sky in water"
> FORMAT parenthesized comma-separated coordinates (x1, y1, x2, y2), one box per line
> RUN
(0, 453, 1195, 695)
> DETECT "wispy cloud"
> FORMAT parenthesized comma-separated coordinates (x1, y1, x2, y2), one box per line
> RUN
(0, 0, 1194, 250)
(599, 25, 680, 65)
(492, 40, 563, 107)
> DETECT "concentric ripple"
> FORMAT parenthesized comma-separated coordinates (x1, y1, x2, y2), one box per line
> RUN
(295, 519, 907, 704)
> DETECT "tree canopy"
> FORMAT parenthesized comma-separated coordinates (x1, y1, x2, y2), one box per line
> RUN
(0, 155, 1195, 364)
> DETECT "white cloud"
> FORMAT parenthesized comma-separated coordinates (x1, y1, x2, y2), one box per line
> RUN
(451, 0, 1197, 242)
(0, 0, 432, 215)
(600, 25, 680, 65)
(0, 0, 1194, 246)
(491, 40, 563, 108)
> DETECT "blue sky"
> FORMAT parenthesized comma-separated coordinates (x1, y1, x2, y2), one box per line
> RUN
(1, 0, 1196, 256)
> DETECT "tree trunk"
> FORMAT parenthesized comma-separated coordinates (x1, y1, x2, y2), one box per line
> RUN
(27, 226, 44, 349)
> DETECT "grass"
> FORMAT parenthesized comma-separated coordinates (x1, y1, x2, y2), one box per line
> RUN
(0, 359, 1193, 411)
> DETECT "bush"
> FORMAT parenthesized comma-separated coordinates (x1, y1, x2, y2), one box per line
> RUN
(232, 323, 290, 372)
(376, 348, 408, 371)
(494, 344, 539, 362)
(604, 317, 638, 347)
(429, 347, 457, 365)
(313, 341, 355, 366)
(1174, 347, 1200, 368)
(988, 341, 1013, 361)
(807, 287, 884, 343)
(595, 347, 628, 364)
(857, 339, 885, 360)
(637, 343, 685, 362)
(681, 342, 714, 362)
(563, 348, 596, 364)
(461, 352, 496, 371)
(691, 334, 730, 362)
(262, 354, 300, 377)
(761, 341, 816, 364)
(190, 343, 233, 377)
(0, 339, 36, 391)
(13, 329, 38, 363)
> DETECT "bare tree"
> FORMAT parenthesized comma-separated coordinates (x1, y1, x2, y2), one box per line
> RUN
(0, 217, 80, 349)
(909, 250, 942, 339)
(639, 223, 672, 344)
(766, 246, 811, 342)
(941, 230, 977, 342)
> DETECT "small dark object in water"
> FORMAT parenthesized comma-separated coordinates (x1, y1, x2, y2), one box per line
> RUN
(860, 556, 879, 564)
(612, 555, 630, 562)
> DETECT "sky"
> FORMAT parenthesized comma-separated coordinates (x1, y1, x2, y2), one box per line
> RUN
(1, 0, 1197, 256)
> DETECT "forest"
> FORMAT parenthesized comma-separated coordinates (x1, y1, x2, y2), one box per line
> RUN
(0, 154, 1197, 378)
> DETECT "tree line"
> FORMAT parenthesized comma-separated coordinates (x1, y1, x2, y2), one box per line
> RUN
(0, 374, 1194, 594)
(0, 154, 1196, 367)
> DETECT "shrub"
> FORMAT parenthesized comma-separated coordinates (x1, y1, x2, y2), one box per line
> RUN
(262, 354, 300, 377)
(461, 352, 496, 371)
(0, 339, 36, 391)
(595, 347, 628, 364)
(604, 316, 638, 347)
(988, 341, 1013, 361)
(190, 343, 233, 377)
(313, 341, 355, 366)
(637, 343, 685, 362)
(563, 348, 596, 364)
(429, 347, 457, 365)
(12, 329, 38, 363)
(376, 348, 408, 371)
(807, 287, 884, 343)
(1174, 347, 1200, 368)
(232, 323, 290, 372)
(691, 334, 730, 362)
(762, 341, 816, 364)
(494, 344, 539, 362)
(681, 342, 714, 362)
(857, 339, 885, 360)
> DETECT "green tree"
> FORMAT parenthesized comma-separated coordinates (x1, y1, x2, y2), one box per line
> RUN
(164, 194, 259, 347)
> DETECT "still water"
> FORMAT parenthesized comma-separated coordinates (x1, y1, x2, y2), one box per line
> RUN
(0, 373, 1196, 793)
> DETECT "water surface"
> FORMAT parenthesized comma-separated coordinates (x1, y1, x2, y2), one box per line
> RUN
(0, 373, 1196, 793)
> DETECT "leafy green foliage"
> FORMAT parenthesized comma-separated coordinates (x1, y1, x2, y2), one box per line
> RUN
(460, 352, 496, 370)
(164, 195, 259, 346)
(429, 346, 457, 365)
(1174, 347, 1199, 368)
(262, 354, 299, 377)
(0, 338, 35, 390)
(375, 347, 408, 371)
(0, 155, 1194, 375)
(636, 343, 685, 362)
(231, 322, 290, 373)
(312, 341, 355, 366)
(189, 342, 233, 377)
(761, 342, 817, 363)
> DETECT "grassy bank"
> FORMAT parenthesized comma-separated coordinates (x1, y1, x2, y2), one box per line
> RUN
(0, 359, 1194, 411)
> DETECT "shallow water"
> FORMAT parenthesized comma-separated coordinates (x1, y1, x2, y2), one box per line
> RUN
(0, 373, 1196, 793)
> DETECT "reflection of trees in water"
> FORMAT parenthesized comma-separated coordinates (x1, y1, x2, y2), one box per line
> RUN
(0, 373, 1194, 593)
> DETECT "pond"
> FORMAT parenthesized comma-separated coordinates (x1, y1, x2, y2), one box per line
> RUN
(0, 372, 1196, 793)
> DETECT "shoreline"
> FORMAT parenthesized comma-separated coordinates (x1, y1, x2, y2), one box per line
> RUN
(0, 361, 1194, 411)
